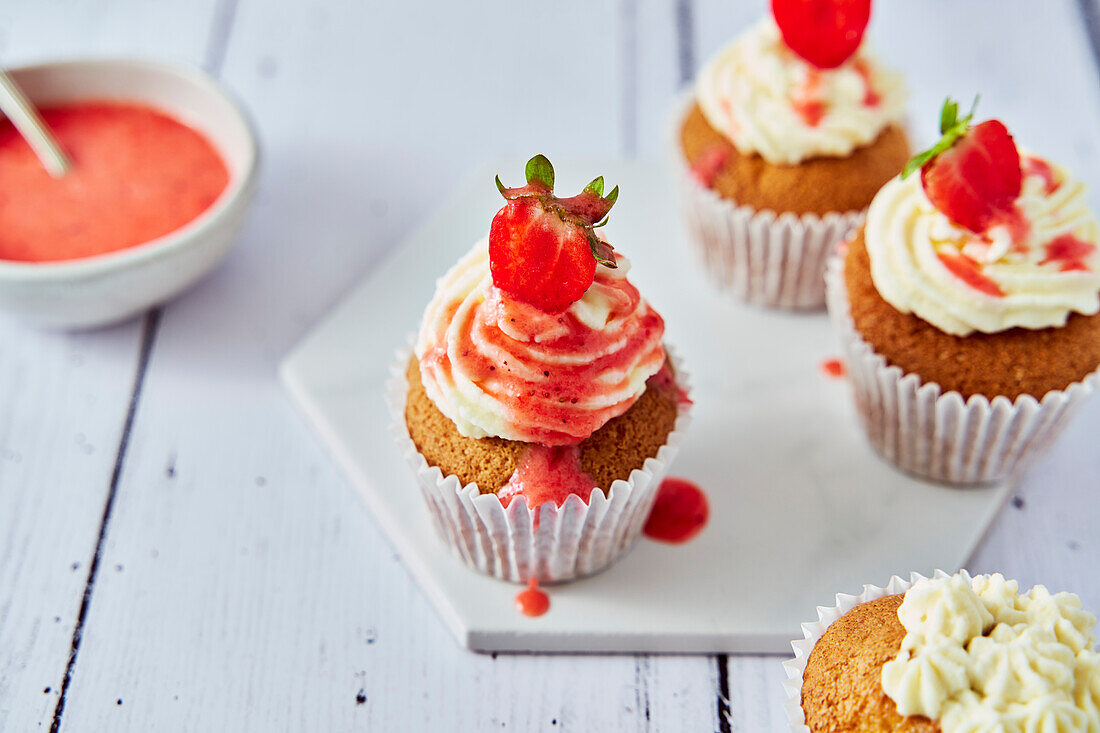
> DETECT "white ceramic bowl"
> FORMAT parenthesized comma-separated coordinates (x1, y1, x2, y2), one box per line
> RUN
(0, 59, 259, 329)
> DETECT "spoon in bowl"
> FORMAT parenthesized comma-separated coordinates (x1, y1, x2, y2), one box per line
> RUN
(0, 68, 70, 177)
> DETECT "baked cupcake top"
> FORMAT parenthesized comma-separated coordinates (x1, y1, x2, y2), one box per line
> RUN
(865, 100, 1100, 336)
(880, 572, 1099, 731)
(695, 1, 905, 166)
(416, 156, 666, 446)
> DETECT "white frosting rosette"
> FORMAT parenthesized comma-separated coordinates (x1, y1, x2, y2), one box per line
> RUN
(784, 571, 1100, 733)
(672, 20, 905, 309)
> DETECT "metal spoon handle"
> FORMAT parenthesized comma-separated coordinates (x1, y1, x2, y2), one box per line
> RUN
(0, 69, 71, 177)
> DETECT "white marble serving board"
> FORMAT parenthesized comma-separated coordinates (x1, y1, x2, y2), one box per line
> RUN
(280, 158, 1012, 654)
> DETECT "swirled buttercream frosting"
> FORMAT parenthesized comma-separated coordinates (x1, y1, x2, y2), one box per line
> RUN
(881, 573, 1099, 732)
(865, 155, 1100, 336)
(415, 239, 666, 445)
(695, 19, 905, 165)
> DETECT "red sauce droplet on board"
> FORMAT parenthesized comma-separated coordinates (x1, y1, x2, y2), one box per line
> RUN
(515, 577, 550, 617)
(1023, 156, 1060, 195)
(643, 478, 709, 544)
(498, 445, 596, 510)
(1040, 233, 1096, 272)
(690, 145, 730, 188)
(821, 358, 846, 378)
(937, 252, 1006, 297)
(0, 101, 229, 262)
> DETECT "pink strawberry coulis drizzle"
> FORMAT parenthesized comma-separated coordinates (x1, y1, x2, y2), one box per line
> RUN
(497, 444, 596, 510)
(792, 69, 826, 127)
(690, 145, 731, 188)
(422, 259, 666, 446)
(515, 577, 550, 617)
(1024, 155, 1060, 195)
(852, 59, 880, 107)
(1041, 233, 1096, 272)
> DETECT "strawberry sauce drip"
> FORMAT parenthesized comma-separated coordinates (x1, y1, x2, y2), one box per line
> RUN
(792, 69, 826, 127)
(853, 59, 880, 107)
(498, 444, 596, 510)
(643, 478, 709, 544)
(1024, 156, 1060, 195)
(515, 577, 550, 617)
(690, 145, 731, 188)
(1040, 234, 1096, 272)
(820, 358, 846, 378)
(937, 252, 1006, 297)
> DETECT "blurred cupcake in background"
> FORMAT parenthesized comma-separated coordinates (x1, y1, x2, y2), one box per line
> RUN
(827, 98, 1100, 484)
(674, 0, 908, 309)
(389, 155, 692, 584)
(784, 570, 1100, 732)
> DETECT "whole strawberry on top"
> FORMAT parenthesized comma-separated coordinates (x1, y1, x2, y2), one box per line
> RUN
(489, 154, 618, 313)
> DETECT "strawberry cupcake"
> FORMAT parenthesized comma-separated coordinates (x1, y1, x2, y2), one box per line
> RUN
(785, 570, 1100, 732)
(675, 0, 909, 309)
(388, 155, 692, 583)
(828, 99, 1100, 484)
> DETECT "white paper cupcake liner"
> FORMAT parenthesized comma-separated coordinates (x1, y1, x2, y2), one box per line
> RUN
(782, 569, 961, 732)
(670, 93, 865, 310)
(825, 256, 1100, 485)
(386, 340, 693, 584)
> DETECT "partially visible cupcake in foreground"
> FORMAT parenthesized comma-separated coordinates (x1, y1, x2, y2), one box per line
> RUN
(675, 0, 908, 308)
(785, 570, 1100, 732)
(389, 155, 691, 583)
(827, 98, 1100, 484)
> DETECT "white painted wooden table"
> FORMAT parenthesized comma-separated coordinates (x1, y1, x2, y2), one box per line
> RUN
(1, 1, 1099, 731)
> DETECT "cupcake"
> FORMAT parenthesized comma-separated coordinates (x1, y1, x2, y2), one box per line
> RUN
(827, 98, 1100, 484)
(388, 155, 692, 583)
(785, 570, 1100, 732)
(674, 0, 909, 309)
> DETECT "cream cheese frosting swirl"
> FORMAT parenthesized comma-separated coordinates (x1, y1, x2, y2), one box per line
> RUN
(865, 156, 1100, 336)
(415, 238, 666, 446)
(695, 19, 905, 165)
(881, 573, 1099, 732)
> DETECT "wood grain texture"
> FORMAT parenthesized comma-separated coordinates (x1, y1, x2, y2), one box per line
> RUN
(0, 0, 1098, 731)
(0, 2, 220, 731)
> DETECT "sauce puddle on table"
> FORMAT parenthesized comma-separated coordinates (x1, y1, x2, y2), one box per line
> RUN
(515, 577, 550, 617)
(643, 477, 709, 544)
(820, 357, 847, 378)
(0, 101, 229, 262)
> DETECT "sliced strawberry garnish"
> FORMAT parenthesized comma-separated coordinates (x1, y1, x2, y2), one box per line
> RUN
(488, 155, 619, 314)
(771, 0, 871, 69)
(904, 98, 1022, 234)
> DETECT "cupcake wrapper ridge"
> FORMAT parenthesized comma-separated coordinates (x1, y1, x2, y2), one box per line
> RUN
(782, 569, 960, 732)
(825, 257, 1100, 485)
(386, 339, 693, 584)
(671, 92, 865, 310)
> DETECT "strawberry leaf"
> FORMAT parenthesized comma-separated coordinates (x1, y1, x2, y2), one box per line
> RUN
(584, 176, 605, 197)
(587, 231, 618, 268)
(524, 154, 555, 190)
(903, 96, 981, 179)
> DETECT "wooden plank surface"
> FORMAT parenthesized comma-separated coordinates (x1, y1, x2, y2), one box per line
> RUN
(0, 3, 220, 731)
(0, 0, 1097, 731)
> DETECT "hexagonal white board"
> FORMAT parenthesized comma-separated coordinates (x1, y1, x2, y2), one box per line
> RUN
(279, 159, 1012, 654)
